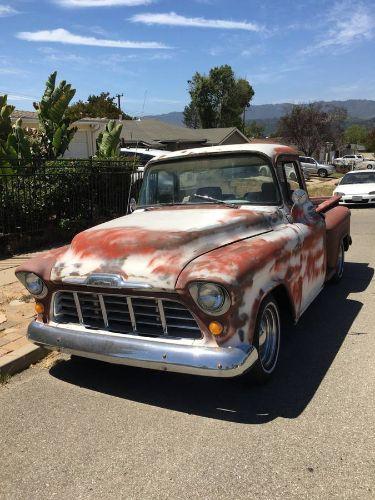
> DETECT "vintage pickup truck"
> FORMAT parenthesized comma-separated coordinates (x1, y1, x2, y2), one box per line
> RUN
(17, 144, 351, 382)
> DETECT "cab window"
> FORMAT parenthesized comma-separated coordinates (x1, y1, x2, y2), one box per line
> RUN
(278, 161, 304, 204)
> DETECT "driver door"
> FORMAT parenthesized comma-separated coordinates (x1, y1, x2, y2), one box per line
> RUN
(277, 157, 327, 315)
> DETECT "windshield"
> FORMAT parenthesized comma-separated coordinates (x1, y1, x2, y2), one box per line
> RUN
(138, 154, 280, 207)
(340, 172, 375, 185)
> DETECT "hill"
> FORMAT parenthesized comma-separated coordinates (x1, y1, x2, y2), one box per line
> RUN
(145, 100, 375, 133)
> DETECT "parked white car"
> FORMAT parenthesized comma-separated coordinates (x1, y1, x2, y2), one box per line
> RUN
(334, 170, 375, 205)
(332, 154, 364, 167)
(299, 156, 335, 178)
(120, 147, 168, 166)
(354, 158, 375, 170)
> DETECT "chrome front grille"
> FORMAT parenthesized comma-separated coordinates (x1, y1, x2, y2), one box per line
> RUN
(53, 291, 202, 340)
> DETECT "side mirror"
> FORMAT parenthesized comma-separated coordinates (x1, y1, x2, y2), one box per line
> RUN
(291, 189, 309, 206)
(291, 189, 322, 224)
(129, 198, 137, 213)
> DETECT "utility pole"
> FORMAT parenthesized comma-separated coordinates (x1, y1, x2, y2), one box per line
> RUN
(242, 103, 250, 133)
(115, 93, 124, 112)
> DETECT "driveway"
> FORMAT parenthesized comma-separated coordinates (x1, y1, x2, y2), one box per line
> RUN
(0, 209, 374, 500)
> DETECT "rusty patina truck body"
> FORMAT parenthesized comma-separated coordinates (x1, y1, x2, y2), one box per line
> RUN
(17, 144, 351, 381)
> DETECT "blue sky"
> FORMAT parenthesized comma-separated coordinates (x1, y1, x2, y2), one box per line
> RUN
(0, 0, 374, 116)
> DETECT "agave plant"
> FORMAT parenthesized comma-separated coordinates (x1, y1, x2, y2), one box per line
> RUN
(33, 71, 77, 159)
(96, 120, 123, 158)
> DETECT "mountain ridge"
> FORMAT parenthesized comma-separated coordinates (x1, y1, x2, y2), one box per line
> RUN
(145, 100, 375, 128)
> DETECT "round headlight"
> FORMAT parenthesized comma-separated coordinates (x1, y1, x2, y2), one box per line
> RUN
(197, 283, 225, 312)
(25, 273, 45, 296)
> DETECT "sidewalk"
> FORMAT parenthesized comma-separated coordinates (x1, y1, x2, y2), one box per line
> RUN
(0, 252, 47, 377)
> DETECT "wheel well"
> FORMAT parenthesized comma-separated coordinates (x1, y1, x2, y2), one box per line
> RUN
(271, 284, 296, 323)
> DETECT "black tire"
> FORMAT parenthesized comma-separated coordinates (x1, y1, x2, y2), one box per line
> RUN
(331, 241, 345, 284)
(318, 169, 328, 178)
(246, 295, 281, 384)
(367, 164, 374, 170)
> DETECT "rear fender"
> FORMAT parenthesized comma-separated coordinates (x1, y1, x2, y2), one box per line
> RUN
(325, 206, 351, 273)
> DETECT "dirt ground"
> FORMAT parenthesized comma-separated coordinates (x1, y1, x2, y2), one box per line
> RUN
(0, 278, 35, 354)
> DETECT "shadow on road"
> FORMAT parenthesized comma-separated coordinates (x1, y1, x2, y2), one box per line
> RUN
(50, 262, 373, 424)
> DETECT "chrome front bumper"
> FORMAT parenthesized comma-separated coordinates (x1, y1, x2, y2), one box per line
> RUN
(28, 321, 258, 378)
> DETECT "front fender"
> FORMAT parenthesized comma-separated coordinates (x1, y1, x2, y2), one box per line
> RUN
(176, 227, 302, 347)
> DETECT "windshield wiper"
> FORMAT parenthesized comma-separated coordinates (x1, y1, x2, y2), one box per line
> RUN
(138, 202, 186, 210)
(191, 193, 239, 209)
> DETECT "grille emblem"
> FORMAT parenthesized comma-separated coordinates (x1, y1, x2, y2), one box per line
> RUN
(86, 275, 123, 288)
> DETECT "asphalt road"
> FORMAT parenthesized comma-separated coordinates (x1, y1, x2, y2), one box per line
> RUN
(1, 208, 374, 500)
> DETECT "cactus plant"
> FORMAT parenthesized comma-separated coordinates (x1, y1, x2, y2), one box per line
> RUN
(96, 120, 123, 158)
(0, 95, 15, 142)
(33, 71, 77, 159)
(0, 117, 33, 167)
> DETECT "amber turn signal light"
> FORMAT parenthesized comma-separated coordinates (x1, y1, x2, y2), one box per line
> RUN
(209, 321, 223, 336)
(35, 303, 44, 314)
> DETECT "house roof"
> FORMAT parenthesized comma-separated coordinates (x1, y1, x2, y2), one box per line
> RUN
(118, 120, 249, 147)
(11, 110, 38, 122)
(194, 127, 249, 145)
(11, 111, 249, 147)
(120, 119, 206, 144)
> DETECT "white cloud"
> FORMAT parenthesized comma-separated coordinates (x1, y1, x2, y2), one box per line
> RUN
(16, 28, 171, 49)
(7, 94, 35, 102)
(54, 0, 152, 7)
(302, 1, 374, 54)
(0, 5, 18, 16)
(0, 67, 24, 75)
(0, 92, 35, 102)
(130, 12, 264, 32)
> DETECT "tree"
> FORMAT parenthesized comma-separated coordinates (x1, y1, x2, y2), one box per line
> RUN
(277, 103, 347, 156)
(365, 128, 375, 153)
(325, 105, 347, 151)
(96, 120, 123, 158)
(67, 92, 132, 122)
(183, 102, 200, 129)
(344, 124, 368, 148)
(245, 121, 265, 139)
(183, 65, 254, 129)
(33, 71, 77, 159)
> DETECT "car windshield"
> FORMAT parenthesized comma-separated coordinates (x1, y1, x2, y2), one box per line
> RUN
(340, 172, 375, 185)
(138, 154, 281, 207)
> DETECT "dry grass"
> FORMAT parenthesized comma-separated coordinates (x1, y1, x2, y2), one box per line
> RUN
(306, 176, 340, 198)
(307, 183, 336, 197)
(0, 372, 11, 385)
(35, 351, 64, 370)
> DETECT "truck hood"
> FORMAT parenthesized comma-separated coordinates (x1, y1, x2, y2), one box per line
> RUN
(51, 207, 276, 290)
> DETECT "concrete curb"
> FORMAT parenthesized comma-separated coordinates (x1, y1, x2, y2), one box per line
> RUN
(0, 342, 48, 376)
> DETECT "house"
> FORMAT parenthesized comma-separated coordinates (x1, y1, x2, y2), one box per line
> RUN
(11, 111, 250, 158)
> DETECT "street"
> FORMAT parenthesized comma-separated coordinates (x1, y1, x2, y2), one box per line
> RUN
(1, 208, 374, 500)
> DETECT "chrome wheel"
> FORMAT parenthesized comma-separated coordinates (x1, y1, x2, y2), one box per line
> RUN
(336, 243, 345, 279)
(258, 301, 280, 373)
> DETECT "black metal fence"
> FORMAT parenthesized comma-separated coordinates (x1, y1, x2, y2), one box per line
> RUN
(0, 159, 143, 255)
